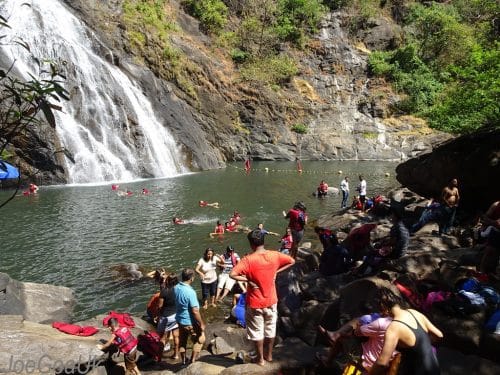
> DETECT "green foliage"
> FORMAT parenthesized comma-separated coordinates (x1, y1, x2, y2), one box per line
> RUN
(405, 2, 476, 66)
(230, 48, 250, 63)
(425, 46, 500, 134)
(240, 55, 298, 85)
(366, 1, 498, 135)
(182, 0, 228, 34)
(275, 0, 327, 46)
(369, 45, 444, 113)
(291, 123, 309, 134)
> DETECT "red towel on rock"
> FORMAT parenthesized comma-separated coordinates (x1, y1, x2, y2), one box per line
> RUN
(52, 322, 99, 336)
(102, 311, 135, 328)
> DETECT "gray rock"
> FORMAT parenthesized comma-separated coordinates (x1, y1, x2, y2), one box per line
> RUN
(207, 336, 234, 356)
(0, 272, 75, 324)
(0, 315, 104, 374)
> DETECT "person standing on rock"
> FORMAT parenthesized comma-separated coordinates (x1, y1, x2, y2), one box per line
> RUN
(438, 178, 460, 235)
(174, 268, 206, 365)
(340, 176, 350, 208)
(230, 229, 295, 366)
(283, 201, 307, 258)
(357, 175, 367, 211)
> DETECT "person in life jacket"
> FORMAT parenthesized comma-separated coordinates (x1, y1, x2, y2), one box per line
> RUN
(225, 218, 238, 232)
(97, 317, 141, 375)
(199, 200, 220, 208)
(317, 180, 329, 198)
(280, 227, 294, 255)
(173, 217, 185, 225)
(231, 211, 241, 224)
(209, 220, 225, 238)
(283, 201, 308, 258)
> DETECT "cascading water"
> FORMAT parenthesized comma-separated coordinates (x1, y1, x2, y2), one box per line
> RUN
(0, 0, 187, 183)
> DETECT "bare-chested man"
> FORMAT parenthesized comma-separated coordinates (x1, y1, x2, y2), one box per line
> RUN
(438, 178, 460, 235)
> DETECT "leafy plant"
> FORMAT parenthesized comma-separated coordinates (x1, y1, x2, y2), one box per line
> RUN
(239, 55, 298, 85)
(182, 0, 228, 34)
(291, 123, 308, 134)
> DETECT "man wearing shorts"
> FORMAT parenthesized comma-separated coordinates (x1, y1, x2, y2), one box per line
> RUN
(230, 229, 295, 365)
(174, 268, 206, 365)
(216, 245, 240, 302)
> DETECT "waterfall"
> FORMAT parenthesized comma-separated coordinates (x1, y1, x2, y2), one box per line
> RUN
(0, 0, 187, 183)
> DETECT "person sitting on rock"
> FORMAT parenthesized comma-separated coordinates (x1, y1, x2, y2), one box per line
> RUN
(317, 313, 397, 372)
(409, 198, 442, 235)
(479, 200, 500, 275)
(354, 209, 409, 276)
(315, 226, 353, 277)
(370, 289, 443, 375)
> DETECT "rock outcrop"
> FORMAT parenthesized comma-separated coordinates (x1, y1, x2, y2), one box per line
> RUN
(0, 272, 74, 324)
(396, 128, 500, 212)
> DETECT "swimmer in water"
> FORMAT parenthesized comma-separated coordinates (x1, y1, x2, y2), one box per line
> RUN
(199, 200, 220, 208)
(209, 220, 225, 238)
(173, 217, 185, 225)
(142, 188, 150, 195)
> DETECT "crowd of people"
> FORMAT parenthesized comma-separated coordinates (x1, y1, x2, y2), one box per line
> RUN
(96, 175, 499, 375)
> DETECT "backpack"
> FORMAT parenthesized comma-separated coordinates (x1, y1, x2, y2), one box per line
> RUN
(146, 292, 161, 320)
(137, 331, 163, 362)
(298, 211, 306, 226)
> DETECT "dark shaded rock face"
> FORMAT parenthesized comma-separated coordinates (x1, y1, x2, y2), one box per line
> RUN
(396, 129, 500, 212)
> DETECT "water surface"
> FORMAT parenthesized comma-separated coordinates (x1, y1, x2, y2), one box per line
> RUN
(0, 161, 399, 320)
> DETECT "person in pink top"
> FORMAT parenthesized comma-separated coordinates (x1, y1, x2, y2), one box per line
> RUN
(230, 229, 295, 366)
(317, 313, 396, 371)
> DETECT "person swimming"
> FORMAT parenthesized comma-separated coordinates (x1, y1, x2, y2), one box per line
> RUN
(173, 217, 185, 225)
(142, 188, 150, 195)
(199, 200, 220, 208)
(209, 220, 225, 238)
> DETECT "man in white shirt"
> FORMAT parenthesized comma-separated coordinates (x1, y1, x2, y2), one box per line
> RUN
(358, 175, 367, 211)
(340, 176, 350, 208)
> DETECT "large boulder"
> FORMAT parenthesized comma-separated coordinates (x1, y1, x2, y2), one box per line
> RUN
(0, 315, 103, 374)
(396, 128, 500, 212)
(0, 272, 75, 323)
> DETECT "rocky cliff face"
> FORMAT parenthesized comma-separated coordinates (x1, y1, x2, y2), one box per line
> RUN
(11, 0, 451, 184)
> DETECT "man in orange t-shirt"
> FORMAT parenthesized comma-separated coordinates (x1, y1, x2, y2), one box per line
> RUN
(230, 229, 295, 366)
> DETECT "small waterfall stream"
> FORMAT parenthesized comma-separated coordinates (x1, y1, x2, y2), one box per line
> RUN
(0, 0, 187, 183)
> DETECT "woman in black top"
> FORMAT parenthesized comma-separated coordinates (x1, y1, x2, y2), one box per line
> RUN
(371, 289, 443, 375)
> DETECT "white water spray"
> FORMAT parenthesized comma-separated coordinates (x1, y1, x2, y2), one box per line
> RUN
(0, 0, 187, 183)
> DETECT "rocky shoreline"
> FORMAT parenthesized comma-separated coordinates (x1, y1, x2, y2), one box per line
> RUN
(1, 189, 499, 374)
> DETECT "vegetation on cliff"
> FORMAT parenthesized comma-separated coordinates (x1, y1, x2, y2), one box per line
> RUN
(362, 0, 499, 134)
(121, 0, 498, 136)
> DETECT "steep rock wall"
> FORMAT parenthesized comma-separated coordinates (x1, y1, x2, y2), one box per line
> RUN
(14, 0, 452, 183)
